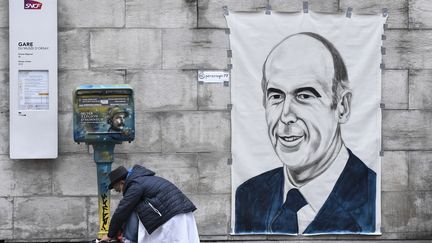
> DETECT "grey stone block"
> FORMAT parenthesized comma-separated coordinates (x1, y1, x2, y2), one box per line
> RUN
(127, 70, 197, 111)
(198, 152, 231, 194)
(0, 30, 8, 70)
(382, 151, 408, 191)
(59, 29, 90, 69)
(0, 197, 12, 229)
(161, 111, 230, 152)
(198, 0, 268, 28)
(409, 69, 432, 109)
(90, 29, 162, 69)
(88, 196, 121, 237)
(271, 0, 338, 13)
(340, 0, 408, 29)
(58, 112, 88, 153)
(385, 30, 432, 69)
(114, 112, 162, 153)
(409, 151, 432, 190)
(198, 81, 231, 110)
(383, 110, 432, 150)
(190, 193, 230, 235)
(382, 70, 408, 109)
(0, 71, 8, 112)
(0, 229, 12, 240)
(126, 0, 197, 28)
(0, 111, 8, 155)
(14, 197, 87, 239)
(126, 153, 199, 194)
(409, 0, 432, 29)
(0, 0, 7, 27)
(52, 154, 97, 196)
(10, 159, 52, 196)
(162, 29, 229, 69)
(0, 156, 14, 196)
(58, 70, 126, 112)
(59, 0, 125, 28)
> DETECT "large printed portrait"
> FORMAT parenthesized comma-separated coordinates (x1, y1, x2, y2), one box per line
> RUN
(226, 11, 387, 235)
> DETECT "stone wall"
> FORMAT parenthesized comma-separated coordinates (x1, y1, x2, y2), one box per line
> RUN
(0, 0, 431, 242)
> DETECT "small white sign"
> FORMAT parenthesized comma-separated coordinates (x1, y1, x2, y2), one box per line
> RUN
(198, 70, 230, 83)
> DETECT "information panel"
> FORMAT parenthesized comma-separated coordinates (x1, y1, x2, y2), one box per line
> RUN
(9, 0, 58, 159)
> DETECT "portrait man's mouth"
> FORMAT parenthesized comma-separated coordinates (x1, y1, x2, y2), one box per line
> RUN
(277, 135, 304, 148)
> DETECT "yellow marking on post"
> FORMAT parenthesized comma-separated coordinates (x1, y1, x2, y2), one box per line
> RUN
(98, 192, 111, 239)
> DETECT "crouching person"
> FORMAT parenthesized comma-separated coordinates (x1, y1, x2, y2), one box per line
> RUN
(101, 165, 199, 243)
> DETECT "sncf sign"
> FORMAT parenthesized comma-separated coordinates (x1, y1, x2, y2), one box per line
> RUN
(24, 0, 42, 10)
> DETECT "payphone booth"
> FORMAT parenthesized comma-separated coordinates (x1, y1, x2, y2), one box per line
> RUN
(73, 84, 135, 239)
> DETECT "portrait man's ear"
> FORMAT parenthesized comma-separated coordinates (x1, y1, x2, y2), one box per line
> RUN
(336, 90, 352, 124)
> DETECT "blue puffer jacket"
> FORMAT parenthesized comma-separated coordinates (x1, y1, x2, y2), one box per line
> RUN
(107, 164, 196, 237)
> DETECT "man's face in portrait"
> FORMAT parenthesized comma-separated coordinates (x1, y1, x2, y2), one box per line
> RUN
(111, 112, 126, 131)
(264, 35, 349, 173)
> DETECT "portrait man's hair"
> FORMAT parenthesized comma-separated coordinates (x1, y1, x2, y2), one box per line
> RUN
(261, 32, 350, 109)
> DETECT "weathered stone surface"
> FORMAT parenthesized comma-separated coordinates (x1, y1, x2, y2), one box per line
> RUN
(14, 197, 87, 239)
(127, 70, 197, 111)
(198, 152, 231, 194)
(58, 70, 126, 112)
(10, 159, 52, 196)
(0, 229, 12, 240)
(59, 29, 90, 69)
(90, 29, 161, 69)
(0, 30, 8, 70)
(341, 0, 408, 28)
(162, 29, 229, 69)
(271, 0, 338, 13)
(88, 196, 121, 237)
(126, 153, 199, 194)
(382, 151, 408, 191)
(52, 154, 97, 196)
(0, 71, 8, 112)
(0, 0, 7, 27)
(409, 152, 432, 190)
(0, 111, 8, 155)
(59, 0, 125, 28)
(382, 192, 432, 233)
(114, 112, 162, 153)
(198, 0, 267, 28)
(161, 111, 230, 152)
(0, 197, 12, 229)
(383, 110, 432, 150)
(409, 0, 432, 29)
(409, 69, 432, 109)
(126, 0, 197, 28)
(58, 112, 88, 153)
(382, 70, 408, 109)
(198, 82, 231, 110)
(385, 30, 432, 69)
(190, 193, 230, 235)
(0, 156, 14, 196)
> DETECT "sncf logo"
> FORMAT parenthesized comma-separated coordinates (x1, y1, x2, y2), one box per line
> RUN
(24, 0, 43, 10)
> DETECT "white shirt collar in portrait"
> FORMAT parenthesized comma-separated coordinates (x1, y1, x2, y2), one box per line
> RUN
(283, 145, 349, 233)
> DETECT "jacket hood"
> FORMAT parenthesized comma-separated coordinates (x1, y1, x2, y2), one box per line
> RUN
(131, 164, 155, 177)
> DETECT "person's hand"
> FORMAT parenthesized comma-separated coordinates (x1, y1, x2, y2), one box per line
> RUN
(100, 235, 112, 242)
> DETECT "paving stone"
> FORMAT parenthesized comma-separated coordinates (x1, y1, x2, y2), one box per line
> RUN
(126, 0, 196, 28)
(408, 151, 432, 191)
(341, 0, 408, 28)
(197, 152, 231, 194)
(190, 193, 230, 235)
(198, 0, 268, 28)
(409, 69, 432, 109)
(162, 29, 229, 69)
(161, 111, 230, 152)
(385, 30, 432, 69)
(382, 70, 408, 109)
(127, 70, 197, 111)
(59, 0, 125, 28)
(382, 151, 408, 191)
(14, 197, 87, 239)
(90, 29, 161, 69)
(383, 110, 432, 150)
(59, 29, 90, 70)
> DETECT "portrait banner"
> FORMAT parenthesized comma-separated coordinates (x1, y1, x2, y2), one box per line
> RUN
(227, 10, 386, 235)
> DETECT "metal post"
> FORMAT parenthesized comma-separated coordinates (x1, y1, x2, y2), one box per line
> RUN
(92, 143, 116, 239)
